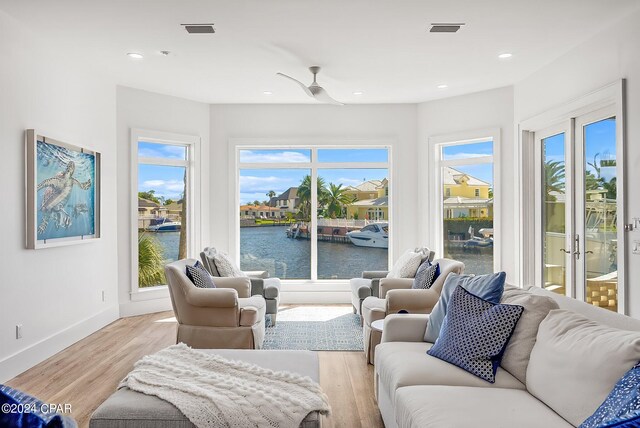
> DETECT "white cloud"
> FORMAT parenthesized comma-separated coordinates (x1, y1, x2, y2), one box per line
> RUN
(239, 175, 297, 193)
(140, 179, 185, 199)
(240, 150, 310, 163)
(334, 177, 367, 186)
(138, 144, 186, 159)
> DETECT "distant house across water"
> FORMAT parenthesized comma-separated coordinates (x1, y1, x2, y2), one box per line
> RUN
(442, 166, 493, 218)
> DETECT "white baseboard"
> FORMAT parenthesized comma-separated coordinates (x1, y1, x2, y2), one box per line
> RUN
(119, 297, 173, 317)
(0, 305, 119, 383)
(280, 291, 351, 304)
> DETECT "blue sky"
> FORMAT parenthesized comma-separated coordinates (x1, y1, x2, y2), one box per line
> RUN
(239, 148, 388, 163)
(138, 164, 186, 200)
(544, 117, 616, 182)
(443, 141, 494, 185)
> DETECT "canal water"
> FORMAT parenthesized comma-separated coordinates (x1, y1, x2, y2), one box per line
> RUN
(152, 226, 493, 279)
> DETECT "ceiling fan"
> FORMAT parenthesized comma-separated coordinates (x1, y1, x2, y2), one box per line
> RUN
(276, 66, 344, 105)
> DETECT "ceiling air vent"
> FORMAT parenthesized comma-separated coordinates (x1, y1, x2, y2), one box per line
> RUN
(430, 23, 465, 33)
(182, 23, 215, 34)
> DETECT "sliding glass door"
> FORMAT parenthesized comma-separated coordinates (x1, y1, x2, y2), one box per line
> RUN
(535, 109, 621, 311)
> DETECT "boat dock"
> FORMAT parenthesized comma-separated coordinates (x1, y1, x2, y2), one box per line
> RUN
(286, 224, 357, 244)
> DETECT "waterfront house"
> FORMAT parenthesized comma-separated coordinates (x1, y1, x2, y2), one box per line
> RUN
(269, 187, 300, 213)
(442, 166, 493, 218)
(345, 179, 389, 220)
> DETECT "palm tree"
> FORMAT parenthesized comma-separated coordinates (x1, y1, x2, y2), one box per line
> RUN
(297, 175, 328, 220)
(266, 190, 276, 199)
(544, 160, 565, 202)
(138, 233, 166, 287)
(326, 183, 355, 218)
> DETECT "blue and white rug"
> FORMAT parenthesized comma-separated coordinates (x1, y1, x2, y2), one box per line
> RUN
(264, 306, 363, 351)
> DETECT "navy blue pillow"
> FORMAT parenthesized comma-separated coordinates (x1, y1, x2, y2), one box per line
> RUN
(425, 271, 507, 343)
(0, 384, 76, 428)
(580, 363, 640, 428)
(185, 262, 216, 289)
(427, 286, 523, 383)
(412, 262, 440, 289)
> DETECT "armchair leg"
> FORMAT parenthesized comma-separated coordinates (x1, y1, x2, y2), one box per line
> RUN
(271, 313, 277, 327)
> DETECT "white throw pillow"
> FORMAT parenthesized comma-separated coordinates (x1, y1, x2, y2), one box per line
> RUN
(386, 250, 423, 278)
(209, 248, 244, 277)
(499, 287, 559, 384)
(526, 309, 640, 427)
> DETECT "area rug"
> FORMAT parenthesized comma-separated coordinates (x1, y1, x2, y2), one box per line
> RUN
(263, 306, 363, 351)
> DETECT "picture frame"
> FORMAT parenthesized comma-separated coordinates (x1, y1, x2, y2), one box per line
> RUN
(25, 129, 101, 249)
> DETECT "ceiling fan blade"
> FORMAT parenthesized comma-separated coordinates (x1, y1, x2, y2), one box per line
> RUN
(276, 72, 313, 97)
(312, 87, 344, 106)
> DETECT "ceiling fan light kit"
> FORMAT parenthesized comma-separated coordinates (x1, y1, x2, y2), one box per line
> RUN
(276, 66, 344, 105)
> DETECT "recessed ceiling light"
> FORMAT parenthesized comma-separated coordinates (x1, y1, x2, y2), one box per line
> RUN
(498, 53, 513, 59)
(127, 52, 144, 59)
(437, 84, 448, 89)
(263, 91, 273, 95)
(353, 91, 364, 96)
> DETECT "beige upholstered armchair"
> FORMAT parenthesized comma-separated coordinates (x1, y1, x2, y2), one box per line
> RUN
(361, 258, 465, 364)
(164, 259, 266, 349)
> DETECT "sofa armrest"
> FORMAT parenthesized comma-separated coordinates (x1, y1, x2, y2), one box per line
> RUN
(244, 270, 269, 279)
(362, 271, 389, 279)
(239, 306, 260, 326)
(379, 278, 414, 298)
(386, 289, 440, 314)
(381, 314, 429, 343)
(184, 287, 238, 308)
(212, 277, 251, 298)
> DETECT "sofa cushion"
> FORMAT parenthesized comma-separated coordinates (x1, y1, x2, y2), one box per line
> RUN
(581, 363, 640, 428)
(424, 272, 506, 343)
(527, 309, 640, 427)
(207, 248, 244, 277)
(427, 286, 524, 383)
(394, 386, 573, 428)
(412, 261, 439, 289)
(386, 250, 423, 279)
(375, 342, 525, 404)
(499, 287, 559, 384)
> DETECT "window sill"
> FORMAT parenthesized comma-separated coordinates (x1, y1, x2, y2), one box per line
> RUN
(130, 286, 169, 302)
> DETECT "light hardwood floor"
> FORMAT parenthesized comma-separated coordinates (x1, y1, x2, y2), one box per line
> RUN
(7, 310, 384, 428)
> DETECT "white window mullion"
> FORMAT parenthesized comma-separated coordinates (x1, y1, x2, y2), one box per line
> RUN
(310, 148, 318, 281)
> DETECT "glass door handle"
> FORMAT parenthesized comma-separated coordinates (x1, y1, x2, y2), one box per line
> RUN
(560, 249, 571, 254)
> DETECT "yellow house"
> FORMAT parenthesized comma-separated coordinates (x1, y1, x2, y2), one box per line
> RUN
(442, 167, 493, 218)
(345, 179, 389, 220)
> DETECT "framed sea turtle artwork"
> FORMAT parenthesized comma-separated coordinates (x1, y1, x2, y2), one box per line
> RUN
(25, 129, 101, 249)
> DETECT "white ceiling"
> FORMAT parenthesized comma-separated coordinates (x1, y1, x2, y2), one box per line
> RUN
(1, 0, 638, 104)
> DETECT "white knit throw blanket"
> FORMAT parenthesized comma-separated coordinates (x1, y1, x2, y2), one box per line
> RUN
(119, 344, 331, 428)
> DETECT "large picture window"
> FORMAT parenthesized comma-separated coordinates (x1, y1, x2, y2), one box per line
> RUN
(436, 139, 496, 275)
(132, 131, 196, 290)
(237, 147, 390, 281)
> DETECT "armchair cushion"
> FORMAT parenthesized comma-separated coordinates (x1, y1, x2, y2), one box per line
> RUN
(184, 287, 238, 308)
(185, 263, 216, 289)
(202, 247, 244, 277)
(239, 296, 266, 327)
(263, 278, 281, 299)
(386, 250, 423, 279)
(210, 277, 251, 298)
(379, 278, 413, 298)
(412, 261, 440, 289)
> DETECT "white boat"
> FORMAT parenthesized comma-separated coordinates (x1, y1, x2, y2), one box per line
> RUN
(146, 218, 181, 232)
(347, 223, 389, 248)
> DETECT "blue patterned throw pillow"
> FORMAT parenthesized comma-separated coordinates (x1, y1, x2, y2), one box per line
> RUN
(425, 271, 506, 343)
(581, 363, 640, 428)
(427, 285, 523, 383)
(0, 384, 76, 428)
(185, 262, 216, 289)
(412, 262, 440, 289)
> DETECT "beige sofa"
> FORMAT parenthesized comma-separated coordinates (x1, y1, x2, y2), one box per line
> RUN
(165, 259, 266, 349)
(375, 284, 640, 428)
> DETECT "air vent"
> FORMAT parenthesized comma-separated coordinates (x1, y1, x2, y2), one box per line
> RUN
(430, 23, 465, 33)
(182, 24, 215, 34)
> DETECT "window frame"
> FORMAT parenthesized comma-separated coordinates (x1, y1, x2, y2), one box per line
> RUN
(428, 129, 502, 274)
(233, 140, 393, 287)
(130, 129, 201, 299)
(518, 80, 626, 314)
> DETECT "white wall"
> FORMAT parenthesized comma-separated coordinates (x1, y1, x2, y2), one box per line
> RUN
(209, 104, 418, 301)
(0, 10, 118, 382)
(116, 86, 210, 316)
(515, 9, 640, 316)
(417, 86, 516, 280)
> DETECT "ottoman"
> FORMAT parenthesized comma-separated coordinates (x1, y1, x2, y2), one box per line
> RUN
(90, 349, 322, 428)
